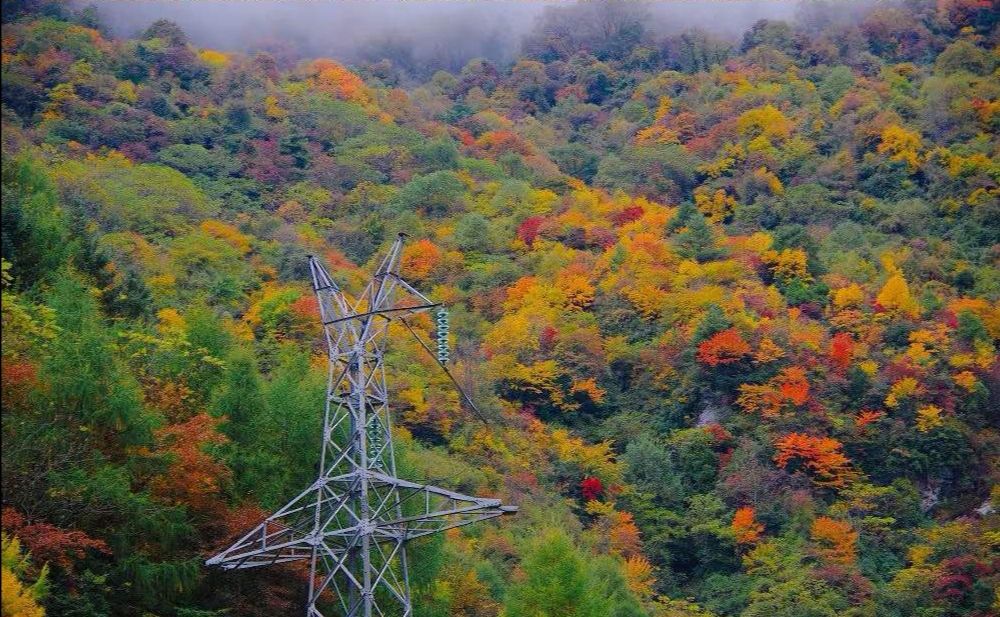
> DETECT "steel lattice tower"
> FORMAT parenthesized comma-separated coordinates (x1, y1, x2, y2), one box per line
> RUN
(206, 234, 516, 616)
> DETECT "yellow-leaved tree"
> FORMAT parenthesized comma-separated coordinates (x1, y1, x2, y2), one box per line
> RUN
(738, 104, 793, 143)
(2, 533, 47, 617)
(876, 257, 920, 318)
(878, 124, 922, 170)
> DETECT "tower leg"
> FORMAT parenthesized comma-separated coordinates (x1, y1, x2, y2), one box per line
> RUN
(398, 540, 412, 617)
(307, 545, 318, 617)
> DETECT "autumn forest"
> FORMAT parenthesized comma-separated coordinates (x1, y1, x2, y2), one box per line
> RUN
(1, 0, 998, 616)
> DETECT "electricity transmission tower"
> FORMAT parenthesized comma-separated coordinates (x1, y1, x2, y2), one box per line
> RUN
(206, 234, 517, 616)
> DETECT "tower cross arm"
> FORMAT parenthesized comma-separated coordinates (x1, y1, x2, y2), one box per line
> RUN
(321, 302, 441, 327)
(364, 470, 518, 540)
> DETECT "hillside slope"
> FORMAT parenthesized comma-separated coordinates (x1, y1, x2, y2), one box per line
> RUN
(1, 1, 998, 616)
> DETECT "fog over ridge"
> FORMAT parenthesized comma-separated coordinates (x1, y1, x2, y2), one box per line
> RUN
(80, 0, 813, 72)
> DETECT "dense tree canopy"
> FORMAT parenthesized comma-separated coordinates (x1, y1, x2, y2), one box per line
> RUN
(1, 1, 998, 616)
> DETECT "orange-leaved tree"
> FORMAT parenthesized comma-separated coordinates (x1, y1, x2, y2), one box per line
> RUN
(736, 366, 810, 418)
(697, 328, 752, 366)
(149, 413, 231, 518)
(774, 433, 857, 488)
(732, 506, 764, 545)
(400, 239, 442, 281)
(810, 516, 858, 568)
(829, 332, 855, 372)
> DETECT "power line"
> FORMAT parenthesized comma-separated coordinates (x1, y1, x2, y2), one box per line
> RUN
(397, 316, 493, 426)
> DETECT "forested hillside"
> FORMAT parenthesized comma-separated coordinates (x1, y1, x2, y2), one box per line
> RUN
(2, 1, 998, 616)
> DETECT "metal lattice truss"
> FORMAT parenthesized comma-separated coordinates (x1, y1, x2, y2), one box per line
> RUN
(206, 234, 516, 617)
